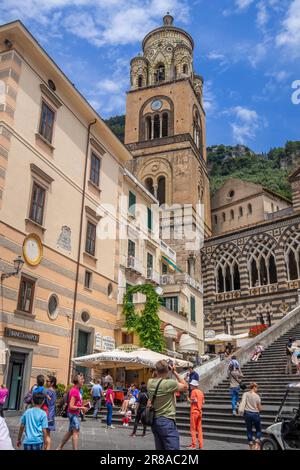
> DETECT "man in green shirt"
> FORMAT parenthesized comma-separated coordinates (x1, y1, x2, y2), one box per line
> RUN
(147, 360, 188, 450)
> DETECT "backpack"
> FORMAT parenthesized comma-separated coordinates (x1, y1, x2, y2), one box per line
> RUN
(23, 390, 33, 405)
(58, 391, 69, 418)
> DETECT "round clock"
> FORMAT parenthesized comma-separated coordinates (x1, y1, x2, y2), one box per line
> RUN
(23, 234, 43, 266)
(151, 99, 163, 112)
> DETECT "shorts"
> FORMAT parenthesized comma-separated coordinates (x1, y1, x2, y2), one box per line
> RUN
(68, 413, 80, 432)
(23, 443, 44, 451)
(47, 420, 56, 432)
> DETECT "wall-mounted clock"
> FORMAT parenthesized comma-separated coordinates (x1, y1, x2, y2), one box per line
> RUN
(151, 99, 163, 111)
(23, 233, 43, 266)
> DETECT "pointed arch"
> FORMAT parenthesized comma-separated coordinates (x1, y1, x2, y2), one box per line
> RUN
(243, 233, 278, 287)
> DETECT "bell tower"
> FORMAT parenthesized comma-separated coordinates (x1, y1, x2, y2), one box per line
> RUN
(125, 14, 211, 278)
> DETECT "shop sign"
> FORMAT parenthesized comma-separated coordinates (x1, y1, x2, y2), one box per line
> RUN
(4, 327, 39, 343)
(205, 330, 216, 339)
(95, 332, 102, 350)
(102, 336, 115, 351)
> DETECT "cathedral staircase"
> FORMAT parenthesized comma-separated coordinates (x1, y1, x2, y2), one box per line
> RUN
(88, 305, 300, 444)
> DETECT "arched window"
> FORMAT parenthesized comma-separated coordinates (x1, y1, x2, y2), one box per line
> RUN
(222, 212, 226, 222)
(247, 235, 278, 287)
(193, 109, 202, 152)
(183, 64, 188, 75)
(239, 207, 243, 217)
(215, 248, 241, 293)
(248, 204, 253, 215)
(155, 64, 165, 83)
(162, 113, 168, 137)
(153, 115, 160, 139)
(285, 229, 300, 280)
(214, 215, 218, 225)
(138, 75, 143, 88)
(146, 116, 152, 140)
(145, 178, 154, 196)
(157, 176, 166, 206)
(230, 210, 234, 220)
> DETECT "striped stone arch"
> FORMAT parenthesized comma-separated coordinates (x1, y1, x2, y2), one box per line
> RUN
(279, 224, 300, 281)
(242, 233, 278, 288)
(212, 242, 242, 294)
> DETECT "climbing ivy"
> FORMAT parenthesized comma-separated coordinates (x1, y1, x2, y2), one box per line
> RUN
(122, 284, 164, 352)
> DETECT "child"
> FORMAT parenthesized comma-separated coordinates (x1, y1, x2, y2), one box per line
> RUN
(122, 410, 132, 427)
(17, 392, 48, 451)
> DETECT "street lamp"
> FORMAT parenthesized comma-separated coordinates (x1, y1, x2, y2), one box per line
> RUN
(1, 256, 24, 281)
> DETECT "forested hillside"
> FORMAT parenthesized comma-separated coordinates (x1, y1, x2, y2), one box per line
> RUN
(105, 115, 300, 200)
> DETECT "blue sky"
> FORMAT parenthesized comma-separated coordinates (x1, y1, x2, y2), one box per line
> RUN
(0, 0, 299, 152)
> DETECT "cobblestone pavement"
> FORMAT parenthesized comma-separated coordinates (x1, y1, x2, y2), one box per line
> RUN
(5, 416, 247, 451)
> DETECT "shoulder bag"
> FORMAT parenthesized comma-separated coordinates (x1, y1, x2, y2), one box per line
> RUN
(230, 371, 246, 391)
(141, 379, 163, 427)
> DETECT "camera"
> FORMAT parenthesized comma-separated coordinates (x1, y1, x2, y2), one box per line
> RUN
(167, 359, 174, 371)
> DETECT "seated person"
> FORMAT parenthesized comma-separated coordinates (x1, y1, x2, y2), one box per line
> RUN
(251, 344, 264, 361)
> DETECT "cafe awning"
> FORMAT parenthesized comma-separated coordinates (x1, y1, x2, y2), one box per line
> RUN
(72, 347, 191, 370)
(178, 334, 199, 353)
(205, 333, 249, 344)
(162, 256, 182, 273)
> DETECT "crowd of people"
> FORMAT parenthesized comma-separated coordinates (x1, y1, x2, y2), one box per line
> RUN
(1, 335, 299, 451)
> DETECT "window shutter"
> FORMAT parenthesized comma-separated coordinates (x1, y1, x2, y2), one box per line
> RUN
(147, 208, 152, 230)
(191, 296, 196, 322)
(129, 191, 136, 215)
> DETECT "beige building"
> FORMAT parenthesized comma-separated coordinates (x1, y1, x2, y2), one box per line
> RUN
(0, 21, 132, 408)
(211, 178, 292, 236)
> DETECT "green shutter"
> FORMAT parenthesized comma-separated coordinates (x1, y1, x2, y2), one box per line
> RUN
(191, 296, 196, 322)
(147, 207, 152, 230)
(129, 191, 136, 215)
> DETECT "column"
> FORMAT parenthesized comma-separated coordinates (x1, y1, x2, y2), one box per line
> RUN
(159, 115, 163, 138)
(151, 116, 154, 140)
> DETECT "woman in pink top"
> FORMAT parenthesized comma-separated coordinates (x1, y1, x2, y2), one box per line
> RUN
(105, 384, 115, 429)
(57, 374, 88, 450)
(0, 384, 9, 418)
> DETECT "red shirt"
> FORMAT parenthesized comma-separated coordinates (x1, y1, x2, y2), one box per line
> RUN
(105, 388, 115, 405)
(67, 387, 82, 415)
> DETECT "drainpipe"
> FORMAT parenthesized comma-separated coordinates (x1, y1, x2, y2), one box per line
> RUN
(67, 118, 97, 384)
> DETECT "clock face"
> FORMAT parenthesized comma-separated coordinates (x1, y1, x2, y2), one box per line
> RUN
(23, 234, 43, 266)
(151, 99, 163, 111)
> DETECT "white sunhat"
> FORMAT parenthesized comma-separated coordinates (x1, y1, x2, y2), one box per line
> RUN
(190, 380, 199, 387)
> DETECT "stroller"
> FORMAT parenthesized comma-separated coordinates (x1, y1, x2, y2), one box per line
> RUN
(261, 383, 300, 450)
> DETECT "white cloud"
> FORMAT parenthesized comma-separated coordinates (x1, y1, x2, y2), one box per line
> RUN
(236, 0, 255, 10)
(0, 0, 190, 47)
(225, 106, 267, 144)
(276, 0, 300, 57)
(256, 1, 269, 27)
(203, 80, 218, 114)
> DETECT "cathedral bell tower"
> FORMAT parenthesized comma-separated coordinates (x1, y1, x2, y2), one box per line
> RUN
(125, 14, 211, 279)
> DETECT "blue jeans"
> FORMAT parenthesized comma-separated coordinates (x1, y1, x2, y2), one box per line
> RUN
(230, 387, 240, 412)
(24, 443, 44, 450)
(106, 403, 113, 426)
(152, 416, 180, 450)
(93, 397, 101, 418)
(244, 411, 262, 443)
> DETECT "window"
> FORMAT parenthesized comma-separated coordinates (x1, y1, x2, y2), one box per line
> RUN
(147, 252, 153, 278)
(214, 215, 218, 225)
(162, 296, 179, 313)
(85, 221, 96, 256)
(157, 176, 166, 206)
(126, 283, 133, 303)
(162, 113, 168, 137)
(222, 212, 226, 222)
(122, 333, 134, 344)
(215, 247, 241, 293)
(248, 204, 253, 215)
(48, 294, 58, 320)
(147, 208, 153, 231)
(285, 229, 300, 280)
(247, 235, 278, 287)
(29, 182, 45, 226)
(230, 210, 234, 220)
(81, 311, 90, 323)
(128, 240, 136, 263)
(145, 178, 154, 195)
(228, 190, 235, 198)
(17, 277, 35, 313)
(138, 75, 143, 88)
(239, 207, 243, 217)
(128, 191, 136, 216)
(39, 101, 55, 143)
(155, 64, 165, 83)
(84, 270, 92, 289)
(153, 115, 160, 139)
(162, 263, 168, 274)
(90, 153, 101, 187)
(146, 116, 152, 140)
(107, 283, 113, 298)
(190, 295, 196, 323)
(183, 64, 188, 75)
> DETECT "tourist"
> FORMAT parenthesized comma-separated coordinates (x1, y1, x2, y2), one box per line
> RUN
(91, 379, 103, 420)
(32, 374, 46, 395)
(104, 370, 113, 387)
(185, 366, 199, 397)
(17, 392, 48, 451)
(291, 340, 300, 375)
(120, 384, 138, 414)
(45, 375, 57, 450)
(186, 380, 205, 450)
(131, 383, 148, 437)
(0, 416, 14, 450)
(251, 344, 264, 362)
(240, 382, 262, 450)
(228, 361, 243, 415)
(229, 355, 241, 372)
(105, 383, 115, 429)
(285, 337, 294, 375)
(147, 360, 188, 451)
(0, 384, 9, 418)
(57, 374, 88, 450)
(122, 409, 132, 427)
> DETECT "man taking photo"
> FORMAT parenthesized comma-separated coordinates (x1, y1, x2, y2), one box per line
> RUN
(147, 360, 188, 450)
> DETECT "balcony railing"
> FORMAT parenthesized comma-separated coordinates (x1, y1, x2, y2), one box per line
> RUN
(146, 268, 161, 285)
(126, 256, 144, 275)
(160, 273, 203, 293)
(160, 240, 176, 262)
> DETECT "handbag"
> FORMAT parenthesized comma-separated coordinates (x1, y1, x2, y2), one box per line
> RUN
(141, 379, 163, 427)
(238, 392, 247, 416)
(230, 371, 246, 391)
